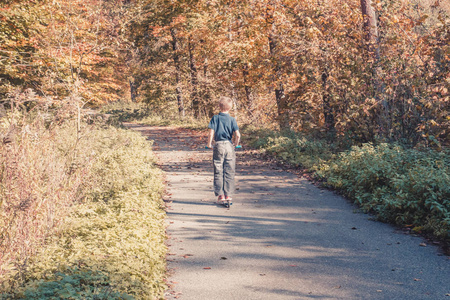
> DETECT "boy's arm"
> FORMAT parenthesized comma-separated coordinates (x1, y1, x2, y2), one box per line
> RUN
(207, 129, 214, 148)
(233, 130, 241, 146)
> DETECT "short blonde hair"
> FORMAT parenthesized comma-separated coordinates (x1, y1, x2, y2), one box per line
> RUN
(218, 96, 233, 111)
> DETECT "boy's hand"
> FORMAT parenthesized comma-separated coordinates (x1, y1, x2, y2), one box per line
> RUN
(207, 129, 214, 150)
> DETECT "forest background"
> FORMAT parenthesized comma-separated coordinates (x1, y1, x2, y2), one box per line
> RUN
(0, 0, 449, 298)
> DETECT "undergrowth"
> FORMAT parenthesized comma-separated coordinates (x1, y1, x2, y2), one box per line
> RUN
(1, 108, 167, 299)
(318, 144, 449, 241)
(243, 128, 450, 245)
(101, 101, 207, 130)
(243, 126, 333, 170)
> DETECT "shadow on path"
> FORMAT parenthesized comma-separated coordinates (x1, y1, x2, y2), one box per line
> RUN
(127, 124, 450, 300)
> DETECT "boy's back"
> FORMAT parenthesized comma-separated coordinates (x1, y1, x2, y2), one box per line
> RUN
(208, 112, 239, 142)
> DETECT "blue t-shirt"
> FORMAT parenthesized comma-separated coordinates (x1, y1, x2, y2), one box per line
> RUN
(208, 112, 239, 142)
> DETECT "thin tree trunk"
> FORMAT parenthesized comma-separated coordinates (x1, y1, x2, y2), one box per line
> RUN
(267, 0, 289, 130)
(129, 78, 137, 102)
(360, 0, 379, 56)
(188, 37, 200, 118)
(203, 57, 214, 118)
(360, 0, 381, 88)
(170, 28, 185, 118)
(242, 63, 254, 118)
(321, 68, 335, 134)
(360, 0, 388, 137)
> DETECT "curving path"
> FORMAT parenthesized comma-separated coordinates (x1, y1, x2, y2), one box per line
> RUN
(127, 124, 449, 300)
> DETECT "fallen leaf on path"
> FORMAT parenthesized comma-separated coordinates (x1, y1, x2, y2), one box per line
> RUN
(203, 267, 211, 269)
(414, 278, 421, 281)
(289, 265, 298, 267)
(220, 257, 227, 260)
(419, 243, 427, 247)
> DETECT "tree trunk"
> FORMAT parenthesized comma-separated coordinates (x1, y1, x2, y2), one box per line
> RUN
(129, 78, 137, 102)
(203, 57, 214, 118)
(360, 0, 381, 87)
(321, 69, 335, 134)
(360, 0, 378, 53)
(267, 0, 289, 130)
(170, 28, 185, 118)
(360, 0, 389, 137)
(188, 37, 200, 118)
(242, 63, 254, 119)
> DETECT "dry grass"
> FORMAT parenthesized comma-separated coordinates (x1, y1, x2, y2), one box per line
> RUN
(0, 109, 86, 286)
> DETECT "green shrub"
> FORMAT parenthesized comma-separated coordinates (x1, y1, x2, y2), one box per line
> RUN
(18, 269, 132, 300)
(100, 101, 149, 124)
(244, 127, 449, 243)
(243, 129, 333, 170)
(319, 143, 449, 241)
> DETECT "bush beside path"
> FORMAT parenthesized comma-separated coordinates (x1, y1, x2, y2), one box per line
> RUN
(129, 124, 450, 300)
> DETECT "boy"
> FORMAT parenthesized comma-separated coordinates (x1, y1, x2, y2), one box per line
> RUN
(206, 96, 241, 203)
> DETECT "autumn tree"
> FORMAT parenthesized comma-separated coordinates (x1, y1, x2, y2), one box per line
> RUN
(1, 0, 131, 106)
(125, 0, 448, 146)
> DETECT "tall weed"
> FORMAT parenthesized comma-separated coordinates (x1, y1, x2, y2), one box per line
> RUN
(0, 112, 85, 285)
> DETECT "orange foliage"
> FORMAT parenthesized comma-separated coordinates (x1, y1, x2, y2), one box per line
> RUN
(130, 0, 448, 146)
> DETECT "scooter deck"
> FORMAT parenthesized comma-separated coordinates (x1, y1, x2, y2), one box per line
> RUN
(219, 199, 232, 208)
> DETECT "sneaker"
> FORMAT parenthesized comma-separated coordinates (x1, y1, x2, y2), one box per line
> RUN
(224, 196, 233, 206)
(217, 195, 225, 201)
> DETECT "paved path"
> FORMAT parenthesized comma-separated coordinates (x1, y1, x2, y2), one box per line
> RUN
(127, 124, 449, 300)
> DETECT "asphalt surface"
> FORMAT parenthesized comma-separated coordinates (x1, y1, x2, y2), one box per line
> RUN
(128, 124, 449, 300)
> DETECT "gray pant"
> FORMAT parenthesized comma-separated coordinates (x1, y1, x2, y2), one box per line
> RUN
(213, 141, 235, 197)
